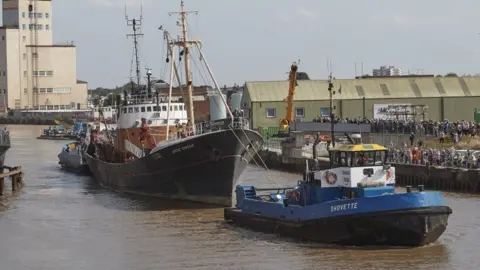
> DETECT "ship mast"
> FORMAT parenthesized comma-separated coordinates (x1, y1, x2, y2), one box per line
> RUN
(169, 0, 197, 127)
(125, 6, 144, 94)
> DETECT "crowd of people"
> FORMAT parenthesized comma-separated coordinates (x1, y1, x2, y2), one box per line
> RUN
(312, 116, 478, 137)
(388, 146, 480, 169)
(309, 117, 480, 168)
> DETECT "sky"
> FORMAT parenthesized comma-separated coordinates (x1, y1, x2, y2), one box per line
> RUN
(11, 0, 480, 88)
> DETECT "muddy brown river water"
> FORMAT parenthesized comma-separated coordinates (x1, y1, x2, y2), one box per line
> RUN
(0, 125, 479, 270)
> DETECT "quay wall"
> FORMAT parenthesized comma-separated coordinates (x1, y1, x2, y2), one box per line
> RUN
(253, 149, 480, 193)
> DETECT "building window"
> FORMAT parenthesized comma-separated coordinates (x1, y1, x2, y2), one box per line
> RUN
(22, 24, 26, 30)
(22, 12, 25, 18)
(32, 53, 38, 58)
(32, 70, 53, 76)
(24, 88, 27, 94)
(295, 108, 305, 118)
(45, 13, 49, 19)
(45, 24, 49, 30)
(36, 24, 43, 30)
(37, 13, 43, 18)
(28, 13, 33, 19)
(266, 108, 276, 118)
(23, 71, 27, 77)
(22, 36, 26, 42)
(51, 87, 71, 93)
(28, 24, 34, 30)
(320, 107, 330, 117)
(47, 88, 53, 93)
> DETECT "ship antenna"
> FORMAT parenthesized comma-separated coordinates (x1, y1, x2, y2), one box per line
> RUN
(169, 0, 198, 128)
(125, 5, 144, 94)
(327, 59, 341, 148)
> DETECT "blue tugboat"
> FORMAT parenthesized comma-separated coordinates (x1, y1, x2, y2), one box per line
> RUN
(224, 143, 452, 247)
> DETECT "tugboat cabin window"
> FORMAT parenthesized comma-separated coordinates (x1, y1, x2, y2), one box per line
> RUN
(147, 106, 152, 112)
(141, 107, 146, 112)
(174, 105, 178, 111)
(170, 106, 173, 111)
(179, 105, 183, 110)
(162, 105, 167, 111)
(330, 151, 352, 167)
(352, 151, 386, 167)
(128, 107, 133, 113)
(134, 107, 139, 113)
(123, 108, 127, 114)
(153, 106, 159, 111)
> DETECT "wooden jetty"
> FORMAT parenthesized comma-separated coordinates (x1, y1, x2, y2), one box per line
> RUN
(0, 166, 24, 195)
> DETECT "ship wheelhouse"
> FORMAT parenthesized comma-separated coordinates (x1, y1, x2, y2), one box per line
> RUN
(313, 143, 395, 188)
(329, 144, 389, 169)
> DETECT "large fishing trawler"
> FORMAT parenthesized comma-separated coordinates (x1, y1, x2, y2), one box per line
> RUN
(84, 1, 263, 206)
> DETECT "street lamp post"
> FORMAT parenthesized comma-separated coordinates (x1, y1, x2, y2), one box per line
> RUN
(327, 74, 341, 148)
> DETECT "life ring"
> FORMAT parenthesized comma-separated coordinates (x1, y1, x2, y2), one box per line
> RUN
(325, 171, 338, 185)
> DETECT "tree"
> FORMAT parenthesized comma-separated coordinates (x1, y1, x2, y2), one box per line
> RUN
(445, 72, 458, 77)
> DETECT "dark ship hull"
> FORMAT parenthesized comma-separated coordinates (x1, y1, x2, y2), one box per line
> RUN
(225, 206, 451, 247)
(84, 128, 263, 206)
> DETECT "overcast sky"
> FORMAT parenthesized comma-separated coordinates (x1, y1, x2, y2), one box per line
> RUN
(9, 0, 480, 88)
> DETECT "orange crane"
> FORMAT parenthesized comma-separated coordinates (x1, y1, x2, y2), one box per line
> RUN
(278, 62, 299, 135)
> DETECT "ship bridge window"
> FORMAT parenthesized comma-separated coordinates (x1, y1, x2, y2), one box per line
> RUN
(141, 106, 145, 112)
(153, 106, 159, 111)
(123, 108, 127, 114)
(128, 107, 133, 113)
(174, 105, 178, 111)
(147, 106, 152, 112)
(179, 105, 184, 111)
(134, 107, 139, 113)
(162, 105, 167, 111)
(340, 152, 352, 167)
(352, 151, 386, 167)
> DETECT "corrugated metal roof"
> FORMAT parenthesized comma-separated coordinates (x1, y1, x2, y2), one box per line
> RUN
(245, 77, 480, 102)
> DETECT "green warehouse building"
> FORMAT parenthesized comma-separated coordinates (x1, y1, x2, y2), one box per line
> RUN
(241, 75, 480, 130)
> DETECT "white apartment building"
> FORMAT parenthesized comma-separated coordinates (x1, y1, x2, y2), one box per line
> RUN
(0, 0, 88, 111)
(372, 66, 403, 77)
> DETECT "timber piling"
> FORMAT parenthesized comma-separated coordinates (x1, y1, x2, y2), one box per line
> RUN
(0, 166, 24, 195)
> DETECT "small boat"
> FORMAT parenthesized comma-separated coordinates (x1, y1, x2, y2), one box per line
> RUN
(37, 125, 78, 140)
(225, 143, 452, 247)
(58, 142, 90, 174)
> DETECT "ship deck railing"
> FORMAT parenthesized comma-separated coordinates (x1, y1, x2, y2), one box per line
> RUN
(150, 118, 251, 151)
